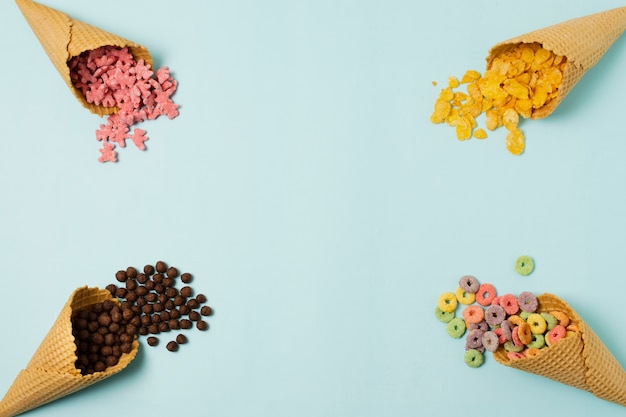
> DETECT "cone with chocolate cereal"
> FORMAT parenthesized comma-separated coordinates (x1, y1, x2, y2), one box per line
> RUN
(485, 6, 626, 119)
(0, 287, 138, 417)
(493, 293, 626, 407)
(15, 0, 152, 116)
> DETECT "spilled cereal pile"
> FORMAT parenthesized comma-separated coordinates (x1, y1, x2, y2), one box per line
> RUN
(430, 43, 566, 155)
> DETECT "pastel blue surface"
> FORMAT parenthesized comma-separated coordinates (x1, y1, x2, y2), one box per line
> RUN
(1, 0, 626, 416)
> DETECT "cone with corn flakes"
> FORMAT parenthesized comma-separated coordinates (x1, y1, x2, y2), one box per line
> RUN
(0, 287, 138, 417)
(493, 293, 626, 407)
(15, 0, 152, 116)
(486, 6, 626, 119)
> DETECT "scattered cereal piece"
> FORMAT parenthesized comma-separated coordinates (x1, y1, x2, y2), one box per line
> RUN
(464, 348, 485, 368)
(515, 255, 535, 276)
(446, 317, 467, 339)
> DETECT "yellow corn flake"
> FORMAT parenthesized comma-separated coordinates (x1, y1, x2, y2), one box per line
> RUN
(432, 80, 438, 86)
(473, 128, 487, 139)
(485, 109, 500, 131)
(521, 46, 535, 63)
(456, 124, 472, 141)
(448, 76, 460, 88)
(506, 128, 525, 155)
(503, 79, 529, 100)
(440, 87, 454, 101)
(430, 99, 452, 124)
(460, 69, 480, 83)
(502, 108, 519, 130)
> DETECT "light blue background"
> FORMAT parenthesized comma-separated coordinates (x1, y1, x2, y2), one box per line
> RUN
(1, 0, 626, 416)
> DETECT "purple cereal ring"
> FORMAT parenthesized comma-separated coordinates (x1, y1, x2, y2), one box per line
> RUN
(501, 320, 513, 341)
(470, 320, 489, 332)
(518, 291, 538, 313)
(458, 275, 480, 294)
(482, 330, 499, 352)
(465, 329, 485, 349)
(485, 304, 506, 326)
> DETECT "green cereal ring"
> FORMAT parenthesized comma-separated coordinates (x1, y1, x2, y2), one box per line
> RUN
(446, 317, 467, 339)
(435, 306, 455, 323)
(519, 311, 531, 321)
(464, 348, 485, 368)
(504, 340, 524, 353)
(515, 255, 534, 276)
(527, 334, 546, 349)
(540, 313, 557, 330)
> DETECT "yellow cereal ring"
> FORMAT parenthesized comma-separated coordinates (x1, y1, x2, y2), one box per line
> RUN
(438, 292, 457, 313)
(526, 313, 547, 335)
(455, 286, 476, 305)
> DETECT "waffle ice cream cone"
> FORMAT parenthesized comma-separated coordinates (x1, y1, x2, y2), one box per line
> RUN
(486, 6, 626, 119)
(0, 287, 139, 417)
(493, 293, 626, 407)
(15, 0, 152, 116)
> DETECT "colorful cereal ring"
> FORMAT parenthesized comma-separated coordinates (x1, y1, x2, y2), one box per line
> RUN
(469, 320, 489, 332)
(446, 317, 467, 339)
(512, 326, 523, 347)
(491, 295, 502, 306)
(476, 283, 497, 306)
(507, 315, 525, 327)
(524, 347, 541, 358)
(455, 286, 476, 305)
(499, 294, 519, 315)
(507, 351, 525, 360)
(500, 320, 513, 341)
(504, 340, 524, 353)
(485, 304, 506, 326)
(482, 331, 499, 352)
(519, 311, 531, 321)
(438, 292, 458, 313)
(526, 313, 547, 335)
(540, 312, 557, 330)
(518, 291, 538, 313)
(493, 327, 507, 344)
(462, 305, 485, 324)
(546, 324, 566, 345)
(464, 349, 485, 368)
(550, 310, 570, 327)
(515, 255, 535, 276)
(465, 329, 485, 349)
(435, 306, 455, 323)
(458, 275, 480, 294)
(527, 334, 545, 349)
(517, 322, 532, 345)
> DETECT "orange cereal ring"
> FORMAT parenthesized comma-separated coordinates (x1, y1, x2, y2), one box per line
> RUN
(455, 286, 476, 305)
(566, 323, 580, 332)
(526, 313, 547, 335)
(507, 315, 525, 327)
(550, 311, 570, 327)
(462, 305, 485, 324)
(524, 347, 541, 358)
(546, 324, 566, 346)
(517, 322, 532, 345)
(499, 293, 519, 315)
(437, 292, 457, 313)
(475, 283, 496, 306)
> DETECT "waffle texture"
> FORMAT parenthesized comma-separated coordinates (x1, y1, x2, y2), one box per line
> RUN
(0, 287, 139, 417)
(486, 6, 626, 119)
(493, 293, 626, 407)
(15, 0, 152, 116)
